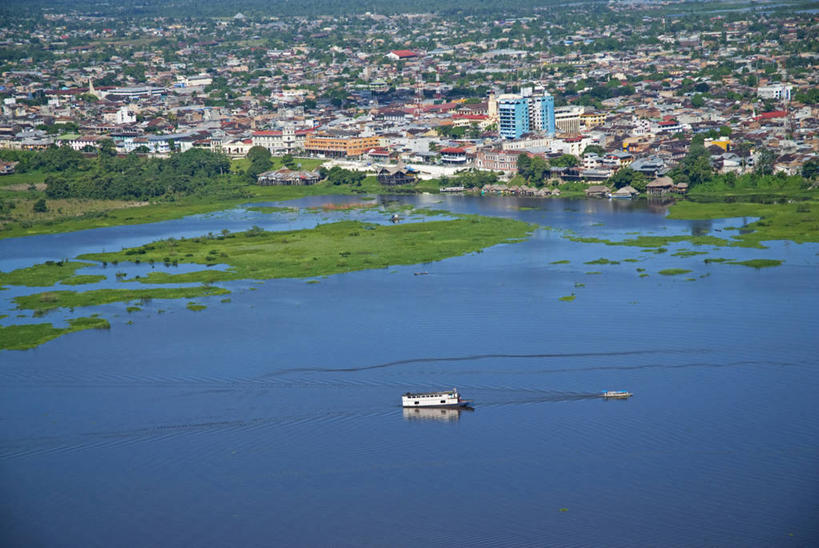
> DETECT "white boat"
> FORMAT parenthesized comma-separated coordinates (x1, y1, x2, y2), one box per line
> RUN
(602, 390, 633, 399)
(402, 388, 470, 408)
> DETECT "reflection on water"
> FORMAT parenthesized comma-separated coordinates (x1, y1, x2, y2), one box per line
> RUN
(402, 406, 474, 422)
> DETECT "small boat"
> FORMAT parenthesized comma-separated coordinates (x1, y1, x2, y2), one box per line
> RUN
(414, 271, 429, 276)
(601, 390, 632, 399)
(402, 388, 471, 408)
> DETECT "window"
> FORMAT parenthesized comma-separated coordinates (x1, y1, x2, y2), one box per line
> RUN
(440, 400, 446, 404)
(414, 401, 419, 405)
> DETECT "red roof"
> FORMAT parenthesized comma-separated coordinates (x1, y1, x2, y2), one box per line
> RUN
(440, 147, 466, 154)
(253, 130, 282, 136)
(755, 110, 787, 121)
(390, 50, 418, 58)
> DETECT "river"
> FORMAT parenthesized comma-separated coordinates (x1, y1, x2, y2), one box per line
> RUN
(1, 195, 817, 546)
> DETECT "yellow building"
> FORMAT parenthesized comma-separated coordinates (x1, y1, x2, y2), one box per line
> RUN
(303, 133, 381, 157)
(580, 112, 606, 130)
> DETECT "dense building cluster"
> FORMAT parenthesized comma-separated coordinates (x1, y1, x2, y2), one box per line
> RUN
(0, 2, 816, 188)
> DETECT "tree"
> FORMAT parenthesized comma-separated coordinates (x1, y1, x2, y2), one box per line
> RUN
(33, 198, 48, 213)
(755, 148, 776, 176)
(608, 167, 647, 191)
(98, 139, 117, 157)
(281, 154, 296, 169)
(551, 154, 579, 168)
(673, 142, 713, 187)
(246, 146, 273, 180)
(802, 158, 819, 179)
(691, 94, 705, 108)
(517, 153, 531, 178)
(582, 145, 605, 156)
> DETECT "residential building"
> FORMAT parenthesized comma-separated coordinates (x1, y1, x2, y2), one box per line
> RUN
(757, 85, 792, 101)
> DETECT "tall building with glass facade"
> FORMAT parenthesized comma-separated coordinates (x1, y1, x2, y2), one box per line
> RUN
(498, 89, 555, 139)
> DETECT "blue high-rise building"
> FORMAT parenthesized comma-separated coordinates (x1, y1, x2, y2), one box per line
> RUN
(498, 89, 555, 139)
(498, 96, 529, 139)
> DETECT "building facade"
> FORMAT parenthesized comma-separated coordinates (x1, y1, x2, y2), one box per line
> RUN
(498, 88, 555, 139)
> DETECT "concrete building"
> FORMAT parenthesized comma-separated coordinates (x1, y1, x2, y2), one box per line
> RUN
(554, 106, 583, 135)
(498, 88, 555, 139)
(757, 84, 792, 101)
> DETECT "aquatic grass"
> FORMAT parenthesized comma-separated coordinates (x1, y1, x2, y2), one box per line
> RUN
(585, 271, 601, 275)
(0, 261, 94, 288)
(658, 269, 693, 276)
(61, 274, 106, 286)
(79, 216, 535, 284)
(126, 306, 141, 313)
(0, 316, 110, 351)
(246, 206, 299, 214)
(725, 259, 783, 268)
(584, 258, 620, 265)
(13, 286, 230, 312)
(704, 257, 729, 263)
(550, 260, 570, 264)
(559, 295, 576, 302)
(186, 302, 207, 311)
(672, 250, 709, 257)
(667, 200, 819, 246)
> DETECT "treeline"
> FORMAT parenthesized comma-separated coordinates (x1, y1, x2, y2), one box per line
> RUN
(1, 147, 234, 201)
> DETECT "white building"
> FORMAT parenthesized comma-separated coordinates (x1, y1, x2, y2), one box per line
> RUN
(757, 85, 792, 101)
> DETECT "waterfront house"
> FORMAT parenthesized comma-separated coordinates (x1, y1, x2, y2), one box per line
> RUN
(646, 176, 675, 195)
(257, 168, 321, 185)
(585, 185, 611, 198)
(376, 165, 416, 185)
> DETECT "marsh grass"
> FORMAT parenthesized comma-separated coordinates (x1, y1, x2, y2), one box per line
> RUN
(559, 295, 576, 302)
(14, 286, 229, 312)
(0, 316, 110, 351)
(658, 269, 692, 276)
(80, 216, 535, 284)
(0, 261, 93, 288)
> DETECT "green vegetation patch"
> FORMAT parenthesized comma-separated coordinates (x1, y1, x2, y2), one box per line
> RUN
(61, 274, 106, 286)
(0, 261, 93, 288)
(584, 257, 620, 265)
(658, 269, 693, 276)
(0, 316, 110, 351)
(672, 250, 709, 257)
(585, 271, 602, 275)
(246, 205, 299, 214)
(725, 259, 783, 268)
(668, 201, 819, 246)
(704, 257, 729, 263)
(80, 216, 535, 284)
(550, 260, 570, 264)
(186, 302, 207, 311)
(570, 234, 728, 249)
(14, 286, 229, 312)
(559, 295, 576, 302)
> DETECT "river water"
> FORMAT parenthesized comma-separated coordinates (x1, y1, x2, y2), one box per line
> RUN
(1, 195, 818, 547)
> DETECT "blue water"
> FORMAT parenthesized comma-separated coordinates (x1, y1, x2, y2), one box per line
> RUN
(1, 196, 818, 547)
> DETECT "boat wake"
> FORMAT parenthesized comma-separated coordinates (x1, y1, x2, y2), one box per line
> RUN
(259, 349, 704, 377)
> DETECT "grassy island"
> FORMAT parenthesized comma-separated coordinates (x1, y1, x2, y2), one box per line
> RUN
(13, 286, 230, 312)
(0, 316, 110, 351)
(79, 216, 535, 284)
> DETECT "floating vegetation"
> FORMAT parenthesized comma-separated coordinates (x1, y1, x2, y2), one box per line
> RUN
(672, 250, 708, 258)
(639, 273, 649, 278)
(186, 302, 207, 311)
(574, 282, 585, 288)
(14, 286, 229, 312)
(636, 268, 646, 272)
(550, 260, 570, 265)
(126, 306, 141, 313)
(0, 316, 110, 351)
(0, 261, 94, 288)
(641, 247, 668, 254)
(658, 269, 693, 276)
(62, 274, 106, 286)
(246, 206, 299, 214)
(306, 280, 320, 284)
(220, 298, 231, 303)
(80, 217, 535, 285)
(585, 271, 602, 275)
(559, 295, 576, 302)
(623, 258, 639, 263)
(725, 259, 783, 268)
(584, 258, 620, 265)
(704, 257, 729, 263)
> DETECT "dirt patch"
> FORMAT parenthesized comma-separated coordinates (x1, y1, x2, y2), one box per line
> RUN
(5, 183, 47, 192)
